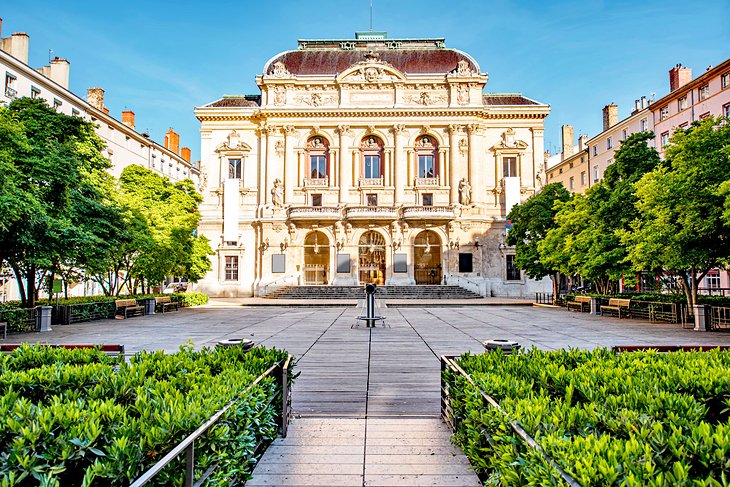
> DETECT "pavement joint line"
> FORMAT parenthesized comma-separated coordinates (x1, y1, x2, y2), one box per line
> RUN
(362, 326, 373, 486)
(291, 308, 347, 366)
(395, 308, 443, 360)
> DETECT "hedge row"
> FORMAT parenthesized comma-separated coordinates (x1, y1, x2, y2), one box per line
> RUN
(561, 293, 730, 307)
(446, 349, 730, 486)
(0, 343, 289, 486)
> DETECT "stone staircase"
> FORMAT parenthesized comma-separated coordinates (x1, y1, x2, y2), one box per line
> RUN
(263, 284, 481, 300)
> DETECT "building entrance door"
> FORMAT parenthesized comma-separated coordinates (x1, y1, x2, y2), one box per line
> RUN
(414, 230, 442, 285)
(303, 231, 330, 285)
(358, 231, 386, 285)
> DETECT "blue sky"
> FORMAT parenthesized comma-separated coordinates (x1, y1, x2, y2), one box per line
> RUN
(3, 1, 729, 160)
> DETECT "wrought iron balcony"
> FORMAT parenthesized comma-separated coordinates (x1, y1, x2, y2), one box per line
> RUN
(287, 206, 341, 220)
(402, 206, 455, 219)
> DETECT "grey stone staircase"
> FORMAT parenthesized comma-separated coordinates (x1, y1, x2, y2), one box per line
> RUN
(263, 285, 481, 300)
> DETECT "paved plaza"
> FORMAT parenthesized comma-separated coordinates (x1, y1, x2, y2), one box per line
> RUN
(5, 304, 730, 486)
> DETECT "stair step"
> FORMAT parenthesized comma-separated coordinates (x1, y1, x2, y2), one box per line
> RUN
(264, 285, 481, 300)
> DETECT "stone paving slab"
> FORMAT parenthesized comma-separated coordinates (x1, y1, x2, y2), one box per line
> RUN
(6, 304, 730, 486)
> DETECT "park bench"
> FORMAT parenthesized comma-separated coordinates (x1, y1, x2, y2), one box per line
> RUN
(600, 298, 631, 319)
(566, 295, 591, 312)
(0, 343, 125, 357)
(115, 299, 144, 319)
(155, 296, 179, 313)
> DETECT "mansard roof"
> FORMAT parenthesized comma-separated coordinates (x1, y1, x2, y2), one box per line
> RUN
(263, 37, 480, 77)
(205, 95, 261, 108)
(483, 94, 541, 106)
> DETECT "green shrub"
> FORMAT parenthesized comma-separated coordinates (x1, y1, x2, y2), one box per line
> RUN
(171, 292, 208, 307)
(0, 344, 291, 485)
(446, 349, 730, 486)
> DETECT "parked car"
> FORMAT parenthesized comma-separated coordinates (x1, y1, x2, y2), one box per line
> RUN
(163, 282, 188, 293)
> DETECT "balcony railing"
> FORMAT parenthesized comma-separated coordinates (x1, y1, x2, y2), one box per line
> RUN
(402, 206, 454, 219)
(5, 87, 17, 99)
(414, 177, 439, 186)
(359, 177, 384, 187)
(346, 206, 398, 219)
(304, 177, 328, 187)
(287, 206, 341, 219)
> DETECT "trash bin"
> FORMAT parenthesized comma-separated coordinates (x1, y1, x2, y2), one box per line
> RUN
(216, 338, 255, 351)
(143, 298, 156, 315)
(483, 339, 521, 354)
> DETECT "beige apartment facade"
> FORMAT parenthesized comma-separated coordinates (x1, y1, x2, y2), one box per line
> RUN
(194, 34, 551, 297)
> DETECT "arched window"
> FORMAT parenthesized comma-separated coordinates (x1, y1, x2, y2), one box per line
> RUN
(360, 136, 384, 179)
(415, 135, 438, 178)
(306, 136, 329, 181)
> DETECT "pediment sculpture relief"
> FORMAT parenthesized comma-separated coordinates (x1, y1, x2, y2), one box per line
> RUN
(448, 60, 476, 78)
(216, 130, 252, 152)
(493, 128, 529, 150)
(338, 53, 405, 83)
(405, 91, 447, 106)
(269, 62, 292, 79)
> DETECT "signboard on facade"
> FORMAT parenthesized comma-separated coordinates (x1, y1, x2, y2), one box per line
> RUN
(393, 253, 408, 273)
(272, 254, 286, 274)
(337, 254, 351, 273)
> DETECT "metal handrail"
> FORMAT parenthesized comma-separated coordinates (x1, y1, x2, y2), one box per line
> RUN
(261, 275, 296, 296)
(130, 355, 292, 487)
(441, 355, 581, 487)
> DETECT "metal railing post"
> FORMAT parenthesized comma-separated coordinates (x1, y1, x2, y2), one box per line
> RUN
(281, 360, 289, 438)
(185, 442, 194, 487)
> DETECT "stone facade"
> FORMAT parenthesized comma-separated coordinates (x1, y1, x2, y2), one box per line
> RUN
(194, 34, 551, 297)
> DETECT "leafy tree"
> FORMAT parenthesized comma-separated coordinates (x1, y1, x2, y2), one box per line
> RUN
(621, 117, 730, 308)
(93, 165, 212, 294)
(506, 183, 570, 302)
(0, 98, 111, 307)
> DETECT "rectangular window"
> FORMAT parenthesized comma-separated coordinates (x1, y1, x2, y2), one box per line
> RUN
(53, 98, 62, 110)
(422, 193, 433, 207)
(698, 84, 710, 101)
(724, 103, 730, 118)
(606, 137, 613, 150)
(706, 271, 720, 290)
(640, 119, 648, 132)
(506, 255, 520, 281)
(458, 253, 473, 273)
(364, 155, 381, 178)
(311, 194, 322, 207)
(678, 95, 688, 111)
(71, 108, 80, 117)
(593, 146, 598, 156)
(228, 158, 242, 179)
(699, 111, 711, 119)
(31, 86, 41, 99)
(418, 155, 435, 178)
(502, 156, 517, 177)
(310, 155, 326, 178)
(4, 72, 16, 98)
(722, 73, 730, 89)
(366, 193, 378, 207)
(224, 256, 239, 281)
(581, 171, 586, 186)
(569, 177, 574, 190)
(593, 165, 599, 183)
(660, 106, 669, 120)
(622, 129, 628, 141)
(661, 131, 669, 147)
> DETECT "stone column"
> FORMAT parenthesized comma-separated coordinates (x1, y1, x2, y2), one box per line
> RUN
(265, 125, 279, 205)
(337, 125, 352, 203)
(330, 149, 338, 189)
(283, 126, 297, 204)
(448, 125, 460, 204)
(438, 148, 447, 187)
(385, 149, 392, 187)
(531, 128, 545, 189)
(258, 126, 267, 206)
(392, 125, 406, 203)
(467, 124, 484, 205)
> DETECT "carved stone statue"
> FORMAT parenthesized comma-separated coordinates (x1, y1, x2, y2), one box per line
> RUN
(271, 179, 283, 207)
(459, 178, 471, 206)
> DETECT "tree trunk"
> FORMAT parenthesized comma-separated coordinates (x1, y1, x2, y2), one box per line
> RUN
(11, 264, 28, 307)
(27, 264, 36, 308)
(551, 272, 559, 305)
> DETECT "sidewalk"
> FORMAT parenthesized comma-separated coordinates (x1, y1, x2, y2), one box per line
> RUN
(204, 296, 533, 307)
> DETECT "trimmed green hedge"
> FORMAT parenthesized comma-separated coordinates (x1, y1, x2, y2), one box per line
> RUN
(170, 291, 208, 307)
(0, 344, 291, 485)
(562, 292, 730, 307)
(446, 349, 730, 486)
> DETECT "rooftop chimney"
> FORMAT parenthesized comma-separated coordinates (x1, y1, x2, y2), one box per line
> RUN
(1, 31, 30, 64)
(561, 125, 574, 159)
(578, 135, 588, 152)
(164, 128, 180, 155)
(602, 104, 619, 131)
(87, 87, 105, 111)
(121, 110, 135, 129)
(640, 96, 647, 109)
(48, 57, 70, 89)
(669, 64, 692, 92)
(181, 147, 191, 162)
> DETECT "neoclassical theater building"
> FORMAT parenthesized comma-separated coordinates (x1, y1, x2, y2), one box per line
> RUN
(194, 33, 550, 297)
